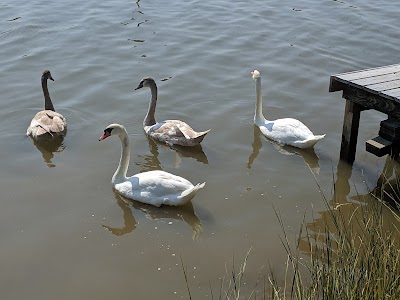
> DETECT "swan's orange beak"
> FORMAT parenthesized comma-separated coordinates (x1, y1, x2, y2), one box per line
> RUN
(99, 131, 111, 141)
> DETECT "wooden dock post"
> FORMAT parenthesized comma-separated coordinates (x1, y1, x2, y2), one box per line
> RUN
(340, 100, 362, 163)
(329, 63, 400, 163)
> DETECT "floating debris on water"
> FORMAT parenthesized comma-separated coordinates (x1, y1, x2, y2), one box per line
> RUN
(161, 76, 172, 82)
(128, 39, 145, 43)
(137, 20, 149, 27)
(7, 17, 21, 21)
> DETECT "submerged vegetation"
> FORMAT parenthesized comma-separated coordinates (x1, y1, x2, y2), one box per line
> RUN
(184, 165, 400, 299)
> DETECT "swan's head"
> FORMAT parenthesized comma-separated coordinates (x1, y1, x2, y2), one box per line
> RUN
(99, 123, 126, 141)
(251, 70, 261, 80)
(135, 77, 156, 90)
(42, 70, 54, 81)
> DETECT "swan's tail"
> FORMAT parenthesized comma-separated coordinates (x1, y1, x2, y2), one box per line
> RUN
(295, 134, 326, 149)
(192, 129, 211, 144)
(180, 182, 206, 202)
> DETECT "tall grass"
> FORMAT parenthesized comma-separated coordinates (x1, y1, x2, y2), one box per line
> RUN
(271, 198, 400, 299)
(267, 169, 400, 300)
(183, 166, 400, 299)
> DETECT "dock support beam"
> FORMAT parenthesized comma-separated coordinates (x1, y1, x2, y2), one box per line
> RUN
(340, 99, 362, 163)
(330, 64, 400, 164)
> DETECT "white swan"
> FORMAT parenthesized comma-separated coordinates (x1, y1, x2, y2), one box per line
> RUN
(99, 123, 205, 207)
(134, 77, 210, 146)
(26, 70, 67, 140)
(251, 70, 325, 149)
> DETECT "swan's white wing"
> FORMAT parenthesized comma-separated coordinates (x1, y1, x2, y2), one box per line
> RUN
(136, 170, 193, 193)
(260, 118, 314, 145)
(114, 170, 194, 207)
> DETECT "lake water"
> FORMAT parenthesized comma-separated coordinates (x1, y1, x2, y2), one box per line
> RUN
(1, 0, 400, 298)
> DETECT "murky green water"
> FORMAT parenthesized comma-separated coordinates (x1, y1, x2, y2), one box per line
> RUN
(1, 0, 399, 298)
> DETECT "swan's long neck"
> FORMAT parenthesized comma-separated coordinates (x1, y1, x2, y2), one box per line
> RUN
(42, 77, 55, 111)
(254, 77, 266, 124)
(113, 131, 130, 183)
(144, 82, 157, 126)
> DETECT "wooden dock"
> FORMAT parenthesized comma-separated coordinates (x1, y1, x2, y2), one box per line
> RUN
(329, 63, 400, 163)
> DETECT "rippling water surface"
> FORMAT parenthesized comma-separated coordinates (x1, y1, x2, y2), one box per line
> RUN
(1, 0, 400, 298)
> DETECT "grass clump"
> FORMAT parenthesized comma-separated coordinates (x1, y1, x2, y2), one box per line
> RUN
(271, 199, 400, 300)
(269, 168, 400, 300)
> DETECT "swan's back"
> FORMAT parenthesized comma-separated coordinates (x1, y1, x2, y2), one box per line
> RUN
(114, 170, 205, 207)
(27, 110, 67, 139)
(145, 120, 210, 146)
(259, 118, 322, 148)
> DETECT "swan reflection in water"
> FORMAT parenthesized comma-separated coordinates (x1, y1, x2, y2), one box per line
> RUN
(247, 125, 320, 174)
(102, 190, 203, 239)
(134, 135, 162, 172)
(30, 136, 65, 168)
(135, 136, 208, 172)
(170, 143, 209, 167)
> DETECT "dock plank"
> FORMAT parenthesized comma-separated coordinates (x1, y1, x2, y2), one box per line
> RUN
(384, 88, 400, 98)
(366, 79, 400, 92)
(335, 64, 400, 81)
(351, 72, 400, 86)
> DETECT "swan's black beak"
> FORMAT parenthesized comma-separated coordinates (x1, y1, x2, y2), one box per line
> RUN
(49, 75, 54, 81)
(135, 81, 143, 90)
